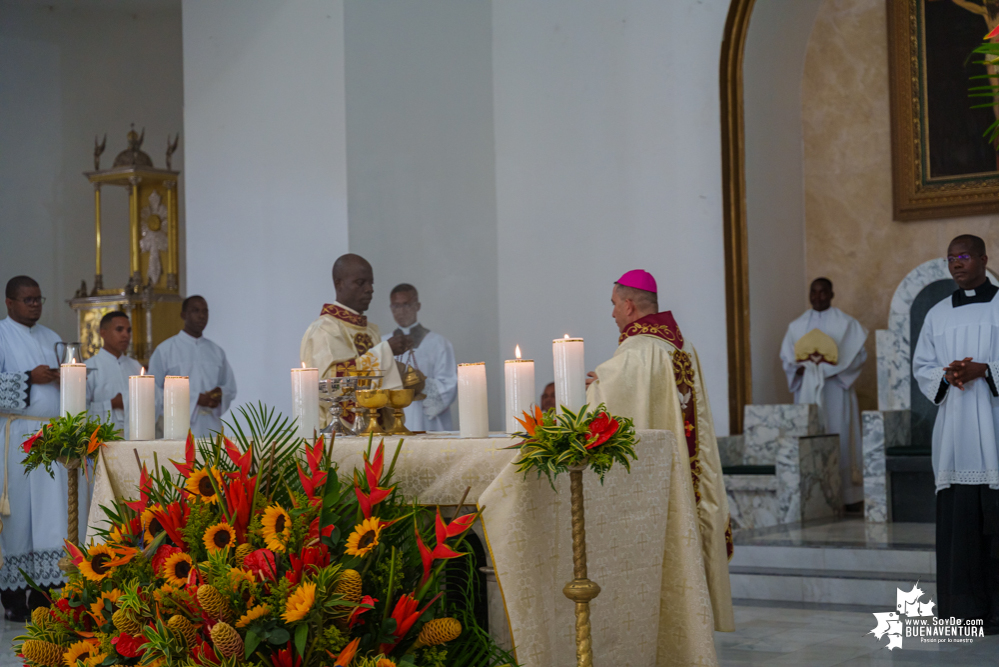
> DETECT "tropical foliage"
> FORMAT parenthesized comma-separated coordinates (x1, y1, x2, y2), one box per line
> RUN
(21, 411, 121, 476)
(509, 404, 638, 486)
(15, 403, 516, 667)
(969, 24, 999, 146)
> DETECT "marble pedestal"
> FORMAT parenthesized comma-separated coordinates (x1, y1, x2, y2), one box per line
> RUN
(862, 410, 911, 523)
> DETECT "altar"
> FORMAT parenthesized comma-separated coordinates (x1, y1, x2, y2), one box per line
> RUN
(86, 429, 720, 667)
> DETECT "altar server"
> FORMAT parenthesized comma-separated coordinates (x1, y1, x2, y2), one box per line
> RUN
(382, 284, 456, 431)
(914, 234, 999, 630)
(148, 296, 237, 438)
(586, 269, 734, 659)
(86, 311, 142, 439)
(301, 255, 409, 425)
(0, 276, 80, 619)
(780, 278, 868, 508)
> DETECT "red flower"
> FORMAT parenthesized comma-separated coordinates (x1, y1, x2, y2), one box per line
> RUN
(242, 549, 277, 581)
(111, 633, 145, 658)
(172, 430, 197, 478)
(378, 593, 441, 655)
(21, 427, 43, 454)
(270, 644, 301, 667)
(152, 544, 182, 575)
(348, 595, 377, 629)
(585, 412, 619, 450)
(988, 23, 999, 40)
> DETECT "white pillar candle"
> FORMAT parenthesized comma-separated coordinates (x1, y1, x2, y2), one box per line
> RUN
(163, 375, 190, 440)
(553, 335, 586, 413)
(60, 360, 86, 416)
(457, 362, 489, 438)
(129, 370, 155, 441)
(504, 345, 535, 433)
(291, 364, 319, 441)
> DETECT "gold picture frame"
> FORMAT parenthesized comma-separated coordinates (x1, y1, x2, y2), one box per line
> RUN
(888, 0, 999, 221)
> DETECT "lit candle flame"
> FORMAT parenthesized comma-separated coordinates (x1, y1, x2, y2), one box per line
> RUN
(564, 334, 570, 339)
(70, 357, 76, 364)
(140, 367, 146, 376)
(301, 362, 307, 369)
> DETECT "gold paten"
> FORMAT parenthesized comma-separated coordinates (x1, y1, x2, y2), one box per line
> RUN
(70, 127, 183, 365)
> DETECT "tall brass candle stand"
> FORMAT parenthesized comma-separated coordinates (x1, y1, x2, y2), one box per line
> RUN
(58, 458, 81, 572)
(563, 464, 600, 666)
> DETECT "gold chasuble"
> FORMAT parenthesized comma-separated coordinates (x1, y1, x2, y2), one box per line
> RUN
(587, 312, 735, 652)
(300, 303, 403, 424)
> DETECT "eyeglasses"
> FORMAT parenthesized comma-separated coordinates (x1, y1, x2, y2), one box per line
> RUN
(947, 254, 974, 264)
(15, 297, 45, 306)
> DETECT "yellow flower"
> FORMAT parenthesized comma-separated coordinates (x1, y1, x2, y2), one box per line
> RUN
(185, 467, 223, 503)
(78, 544, 117, 582)
(163, 552, 194, 586)
(229, 567, 254, 588)
(235, 604, 270, 628)
(140, 504, 166, 545)
(153, 583, 180, 604)
(282, 581, 316, 623)
(260, 505, 291, 552)
(345, 517, 384, 557)
(85, 654, 107, 667)
(63, 640, 96, 667)
(203, 522, 236, 553)
(89, 588, 122, 618)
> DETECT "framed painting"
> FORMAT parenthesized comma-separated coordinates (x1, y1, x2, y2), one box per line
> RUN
(888, 0, 999, 220)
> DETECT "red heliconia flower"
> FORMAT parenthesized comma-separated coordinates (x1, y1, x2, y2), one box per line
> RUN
(354, 472, 393, 519)
(222, 474, 256, 541)
(150, 501, 190, 546)
(378, 593, 441, 655)
(585, 412, 619, 450)
(243, 548, 278, 581)
(222, 437, 253, 478)
(433, 508, 469, 557)
(172, 430, 197, 478)
(63, 539, 86, 566)
(111, 633, 145, 658)
(306, 436, 325, 475)
(348, 595, 377, 629)
(125, 464, 153, 513)
(270, 643, 302, 667)
(285, 546, 329, 585)
(297, 462, 327, 502)
(21, 426, 44, 454)
(988, 23, 999, 40)
(152, 544, 182, 575)
(307, 517, 335, 544)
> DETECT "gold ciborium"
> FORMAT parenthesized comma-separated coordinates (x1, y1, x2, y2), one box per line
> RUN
(354, 388, 389, 435)
(385, 388, 415, 435)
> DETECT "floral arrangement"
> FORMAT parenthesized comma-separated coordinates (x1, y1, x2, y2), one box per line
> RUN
(15, 404, 516, 667)
(21, 411, 121, 476)
(510, 404, 638, 486)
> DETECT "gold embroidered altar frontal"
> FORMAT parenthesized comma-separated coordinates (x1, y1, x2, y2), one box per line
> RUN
(86, 430, 719, 667)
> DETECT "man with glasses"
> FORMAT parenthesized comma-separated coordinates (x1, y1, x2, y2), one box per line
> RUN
(914, 234, 999, 634)
(0, 276, 77, 620)
(779, 277, 868, 512)
(383, 284, 457, 431)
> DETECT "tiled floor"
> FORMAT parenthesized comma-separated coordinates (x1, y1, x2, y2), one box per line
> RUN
(716, 601, 999, 666)
(734, 518, 936, 550)
(0, 620, 26, 667)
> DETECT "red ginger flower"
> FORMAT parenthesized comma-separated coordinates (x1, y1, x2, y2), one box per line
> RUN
(585, 412, 619, 450)
(378, 592, 441, 655)
(271, 644, 302, 667)
(152, 544, 182, 575)
(21, 426, 44, 454)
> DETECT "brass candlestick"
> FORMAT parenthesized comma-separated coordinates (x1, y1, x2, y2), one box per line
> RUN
(563, 464, 600, 666)
(58, 458, 81, 573)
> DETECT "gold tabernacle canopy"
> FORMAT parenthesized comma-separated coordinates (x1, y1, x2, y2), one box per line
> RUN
(69, 126, 183, 366)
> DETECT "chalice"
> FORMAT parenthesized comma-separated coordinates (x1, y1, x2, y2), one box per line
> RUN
(385, 388, 415, 435)
(318, 377, 358, 436)
(354, 388, 390, 435)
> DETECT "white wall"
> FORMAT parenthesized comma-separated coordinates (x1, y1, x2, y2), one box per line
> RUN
(492, 0, 732, 433)
(183, 1, 348, 417)
(343, 0, 501, 428)
(743, 0, 824, 405)
(0, 0, 183, 340)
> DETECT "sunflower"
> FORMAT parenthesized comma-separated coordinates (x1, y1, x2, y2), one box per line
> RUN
(153, 583, 180, 604)
(235, 604, 270, 628)
(229, 567, 254, 588)
(260, 505, 291, 552)
(78, 544, 117, 582)
(345, 517, 385, 557)
(163, 552, 194, 586)
(63, 640, 96, 667)
(89, 588, 122, 618)
(282, 582, 316, 623)
(141, 504, 166, 544)
(203, 522, 236, 553)
(85, 654, 107, 667)
(185, 467, 223, 503)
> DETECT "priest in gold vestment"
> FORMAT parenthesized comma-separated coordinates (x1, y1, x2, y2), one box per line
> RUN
(300, 255, 410, 421)
(587, 270, 734, 664)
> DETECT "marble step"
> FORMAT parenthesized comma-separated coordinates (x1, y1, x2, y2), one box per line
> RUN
(731, 544, 935, 575)
(729, 565, 936, 607)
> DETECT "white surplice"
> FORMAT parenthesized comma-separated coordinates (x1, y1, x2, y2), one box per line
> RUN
(0, 317, 88, 590)
(382, 323, 457, 431)
(913, 286, 999, 491)
(148, 331, 237, 438)
(85, 348, 142, 440)
(780, 307, 868, 505)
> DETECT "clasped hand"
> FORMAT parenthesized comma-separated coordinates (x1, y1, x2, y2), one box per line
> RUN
(944, 357, 988, 390)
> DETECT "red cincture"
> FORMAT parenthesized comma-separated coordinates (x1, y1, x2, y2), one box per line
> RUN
(320, 303, 368, 328)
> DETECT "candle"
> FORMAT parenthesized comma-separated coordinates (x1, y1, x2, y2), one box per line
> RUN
(129, 368, 155, 441)
(60, 358, 86, 416)
(553, 335, 585, 413)
(163, 375, 190, 440)
(291, 363, 319, 440)
(504, 345, 535, 432)
(457, 362, 489, 438)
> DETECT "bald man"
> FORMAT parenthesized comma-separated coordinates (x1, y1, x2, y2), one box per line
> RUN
(300, 255, 408, 426)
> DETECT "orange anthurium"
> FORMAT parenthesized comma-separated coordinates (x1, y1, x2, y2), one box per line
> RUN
(86, 426, 103, 454)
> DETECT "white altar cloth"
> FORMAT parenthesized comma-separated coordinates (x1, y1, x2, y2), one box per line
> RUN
(86, 430, 716, 667)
